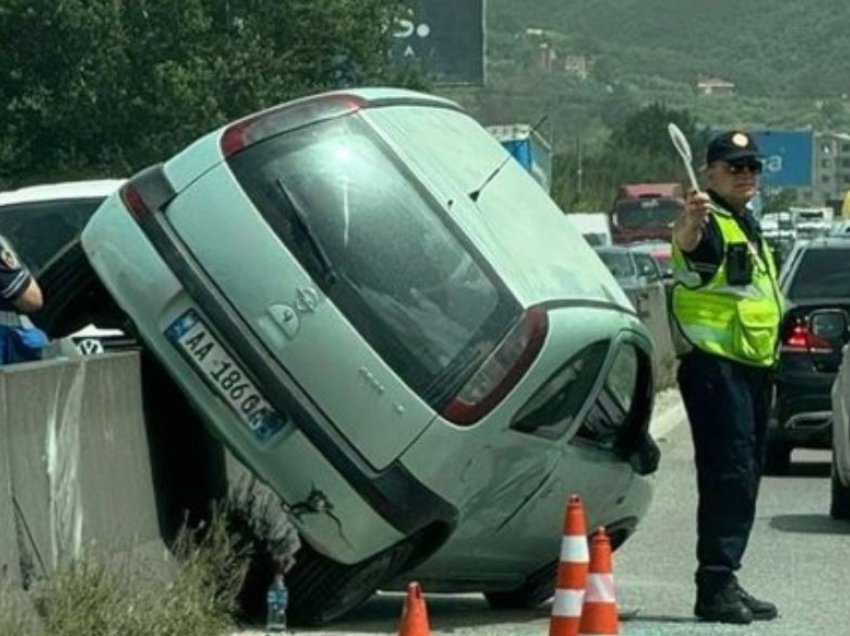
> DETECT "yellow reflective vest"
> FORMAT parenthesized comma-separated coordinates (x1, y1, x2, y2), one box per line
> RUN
(670, 204, 784, 367)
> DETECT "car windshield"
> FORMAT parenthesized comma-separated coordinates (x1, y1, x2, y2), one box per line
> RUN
(633, 253, 658, 279)
(228, 114, 518, 401)
(653, 252, 673, 276)
(787, 247, 850, 299)
(598, 251, 636, 278)
(0, 198, 103, 273)
(613, 198, 682, 229)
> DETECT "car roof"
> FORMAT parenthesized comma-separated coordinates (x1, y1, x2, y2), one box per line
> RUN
(0, 179, 125, 207)
(628, 241, 671, 252)
(594, 245, 633, 253)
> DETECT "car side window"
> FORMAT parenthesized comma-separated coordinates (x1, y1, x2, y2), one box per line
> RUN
(575, 343, 640, 449)
(510, 341, 609, 440)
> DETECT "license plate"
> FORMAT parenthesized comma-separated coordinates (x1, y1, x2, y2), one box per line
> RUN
(166, 310, 285, 441)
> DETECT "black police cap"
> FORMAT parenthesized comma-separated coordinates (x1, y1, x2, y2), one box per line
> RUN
(706, 131, 762, 164)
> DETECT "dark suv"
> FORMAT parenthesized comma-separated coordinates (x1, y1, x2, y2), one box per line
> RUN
(767, 238, 850, 474)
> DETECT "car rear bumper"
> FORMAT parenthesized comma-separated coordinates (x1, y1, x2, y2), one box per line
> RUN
(772, 369, 835, 448)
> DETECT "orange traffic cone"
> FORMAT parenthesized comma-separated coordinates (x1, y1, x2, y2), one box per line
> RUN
(549, 494, 590, 636)
(398, 581, 431, 636)
(578, 527, 620, 636)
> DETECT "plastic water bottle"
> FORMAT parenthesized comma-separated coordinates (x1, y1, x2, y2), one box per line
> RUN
(265, 573, 288, 632)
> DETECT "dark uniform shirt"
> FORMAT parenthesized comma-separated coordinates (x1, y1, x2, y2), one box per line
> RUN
(681, 190, 763, 285)
(0, 234, 33, 312)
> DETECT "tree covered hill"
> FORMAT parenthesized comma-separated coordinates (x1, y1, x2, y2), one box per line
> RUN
(488, 0, 850, 97)
(437, 0, 850, 158)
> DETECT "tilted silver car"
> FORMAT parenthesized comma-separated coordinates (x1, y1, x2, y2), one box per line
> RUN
(77, 88, 659, 624)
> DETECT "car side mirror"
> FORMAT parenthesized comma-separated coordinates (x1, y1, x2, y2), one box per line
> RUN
(810, 309, 849, 341)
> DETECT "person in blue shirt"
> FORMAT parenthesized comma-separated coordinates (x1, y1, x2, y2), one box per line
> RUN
(0, 233, 45, 363)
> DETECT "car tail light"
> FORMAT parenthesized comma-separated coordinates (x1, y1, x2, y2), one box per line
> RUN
(442, 306, 549, 426)
(119, 164, 176, 222)
(220, 94, 365, 157)
(782, 318, 833, 354)
(120, 182, 149, 220)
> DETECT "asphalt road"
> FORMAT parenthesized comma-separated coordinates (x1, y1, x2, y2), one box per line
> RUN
(237, 390, 850, 635)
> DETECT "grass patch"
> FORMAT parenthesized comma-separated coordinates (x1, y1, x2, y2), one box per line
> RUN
(1, 480, 299, 635)
(38, 504, 246, 636)
(0, 576, 43, 636)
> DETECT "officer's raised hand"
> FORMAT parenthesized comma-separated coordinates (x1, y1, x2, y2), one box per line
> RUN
(674, 189, 711, 252)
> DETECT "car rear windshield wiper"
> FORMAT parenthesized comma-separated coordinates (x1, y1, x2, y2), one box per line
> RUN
(276, 179, 337, 286)
(468, 114, 548, 203)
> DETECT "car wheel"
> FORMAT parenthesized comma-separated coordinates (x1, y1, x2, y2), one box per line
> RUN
(830, 458, 850, 520)
(484, 561, 557, 609)
(286, 537, 417, 626)
(764, 440, 792, 475)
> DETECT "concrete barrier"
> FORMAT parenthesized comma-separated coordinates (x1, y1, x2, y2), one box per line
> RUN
(0, 353, 166, 585)
(0, 377, 19, 585)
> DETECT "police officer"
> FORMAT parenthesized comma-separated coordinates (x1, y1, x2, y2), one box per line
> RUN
(670, 131, 783, 624)
(0, 233, 44, 363)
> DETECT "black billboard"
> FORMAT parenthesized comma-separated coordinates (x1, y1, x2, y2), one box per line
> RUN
(390, 0, 485, 85)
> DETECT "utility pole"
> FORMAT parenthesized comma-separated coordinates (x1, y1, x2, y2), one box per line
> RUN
(576, 136, 583, 201)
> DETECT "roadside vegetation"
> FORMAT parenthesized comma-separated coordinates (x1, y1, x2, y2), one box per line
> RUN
(0, 482, 298, 636)
(0, 0, 424, 187)
(440, 0, 850, 212)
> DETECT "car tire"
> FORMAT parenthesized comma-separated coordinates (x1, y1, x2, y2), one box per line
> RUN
(484, 561, 557, 609)
(764, 440, 792, 475)
(830, 458, 850, 520)
(286, 537, 417, 626)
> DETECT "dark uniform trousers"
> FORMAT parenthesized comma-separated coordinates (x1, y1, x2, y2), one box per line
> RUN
(677, 350, 772, 581)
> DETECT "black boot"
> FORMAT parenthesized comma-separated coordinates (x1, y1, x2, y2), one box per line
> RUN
(694, 571, 753, 624)
(735, 583, 778, 621)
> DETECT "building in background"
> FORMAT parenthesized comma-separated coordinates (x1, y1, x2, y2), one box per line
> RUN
(799, 132, 850, 210)
(697, 76, 736, 96)
(563, 55, 589, 80)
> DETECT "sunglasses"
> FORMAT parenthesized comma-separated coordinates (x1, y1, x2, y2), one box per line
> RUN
(724, 161, 763, 175)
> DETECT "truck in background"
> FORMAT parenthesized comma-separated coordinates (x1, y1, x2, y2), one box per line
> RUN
(487, 123, 553, 194)
(610, 182, 684, 244)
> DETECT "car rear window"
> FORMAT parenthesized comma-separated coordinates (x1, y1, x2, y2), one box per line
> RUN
(0, 198, 103, 273)
(787, 247, 850, 300)
(228, 113, 519, 404)
(613, 198, 682, 229)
